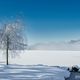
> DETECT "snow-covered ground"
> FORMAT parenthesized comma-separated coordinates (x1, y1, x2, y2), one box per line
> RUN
(0, 50, 80, 80)
(0, 64, 70, 80)
(0, 50, 80, 66)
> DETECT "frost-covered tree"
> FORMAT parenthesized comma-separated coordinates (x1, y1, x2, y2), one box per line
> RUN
(0, 19, 27, 65)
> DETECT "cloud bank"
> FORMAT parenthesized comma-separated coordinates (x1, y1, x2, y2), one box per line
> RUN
(28, 39, 80, 51)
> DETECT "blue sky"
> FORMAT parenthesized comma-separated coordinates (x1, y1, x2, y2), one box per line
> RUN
(0, 0, 80, 44)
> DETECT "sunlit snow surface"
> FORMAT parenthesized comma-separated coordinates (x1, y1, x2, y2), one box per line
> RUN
(0, 50, 80, 66)
(0, 64, 70, 80)
(1, 50, 79, 80)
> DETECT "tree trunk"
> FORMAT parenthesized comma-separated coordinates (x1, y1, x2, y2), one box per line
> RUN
(6, 36, 9, 65)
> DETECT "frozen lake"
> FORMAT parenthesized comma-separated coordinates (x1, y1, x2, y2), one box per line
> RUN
(0, 50, 80, 66)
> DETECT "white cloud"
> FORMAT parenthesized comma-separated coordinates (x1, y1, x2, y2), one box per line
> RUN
(28, 39, 80, 51)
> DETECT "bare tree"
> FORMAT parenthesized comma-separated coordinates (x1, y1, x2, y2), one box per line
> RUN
(0, 19, 27, 65)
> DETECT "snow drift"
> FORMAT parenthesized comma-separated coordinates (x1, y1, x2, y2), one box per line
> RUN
(0, 64, 70, 80)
